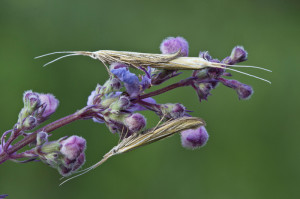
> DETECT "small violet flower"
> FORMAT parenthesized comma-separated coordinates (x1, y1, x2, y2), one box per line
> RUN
(23, 90, 41, 110)
(230, 46, 248, 64)
(159, 103, 186, 119)
(36, 133, 86, 177)
(111, 67, 140, 97)
(219, 78, 253, 100)
(181, 126, 209, 149)
(160, 36, 189, 56)
(124, 113, 146, 133)
(39, 93, 59, 118)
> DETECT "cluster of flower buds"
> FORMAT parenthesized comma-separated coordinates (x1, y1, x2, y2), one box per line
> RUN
(85, 36, 254, 145)
(17, 91, 59, 131)
(35, 132, 86, 176)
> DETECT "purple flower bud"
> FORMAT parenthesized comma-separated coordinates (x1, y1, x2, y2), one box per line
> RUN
(141, 73, 151, 90)
(39, 94, 59, 118)
(159, 103, 186, 119)
(109, 95, 131, 112)
(160, 37, 189, 56)
(236, 84, 253, 100)
(124, 113, 146, 132)
(72, 152, 85, 171)
(230, 46, 248, 64)
(221, 56, 233, 65)
(36, 135, 86, 176)
(111, 78, 122, 90)
(219, 78, 253, 100)
(22, 116, 37, 130)
(181, 126, 209, 149)
(111, 68, 141, 97)
(191, 82, 213, 101)
(118, 95, 131, 109)
(199, 51, 212, 61)
(23, 90, 40, 109)
(105, 120, 124, 134)
(36, 131, 48, 146)
(55, 136, 87, 176)
(58, 165, 72, 176)
(60, 136, 86, 161)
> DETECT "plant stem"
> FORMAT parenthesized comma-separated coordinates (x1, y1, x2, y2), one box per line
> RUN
(135, 77, 196, 102)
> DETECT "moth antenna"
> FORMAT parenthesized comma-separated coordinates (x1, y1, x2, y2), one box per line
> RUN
(59, 155, 110, 186)
(218, 66, 271, 84)
(42, 54, 80, 67)
(226, 68, 271, 84)
(59, 166, 94, 186)
(35, 51, 78, 59)
(220, 64, 272, 72)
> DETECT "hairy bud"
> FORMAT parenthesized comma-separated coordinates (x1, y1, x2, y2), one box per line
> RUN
(22, 116, 37, 130)
(23, 90, 40, 110)
(220, 78, 253, 100)
(36, 135, 86, 177)
(159, 103, 186, 119)
(230, 46, 248, 64)
(39, 94, 59, 118)
(181, 126, 209, 149)
(124, 113, 146, 132)
(160, 36, 189, 56)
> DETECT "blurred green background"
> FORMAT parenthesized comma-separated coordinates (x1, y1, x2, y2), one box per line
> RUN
(0, 0, 299, 198)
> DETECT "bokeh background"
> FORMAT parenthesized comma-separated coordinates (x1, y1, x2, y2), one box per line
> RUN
(0, 0, 299, 198)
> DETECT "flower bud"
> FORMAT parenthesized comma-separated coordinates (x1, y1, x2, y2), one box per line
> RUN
(199, 51, 212, 61)
(110, 78, 122, 90)
(23, 90, 40, 110)
(160, 36, 189, 56)
(22, 116, 37, 130)
(111, 67, 140, 97)
(60, 136, 86, 161)
(192, 82, 213, 101)
(219, 78, 253, 100)
(230, 46, 248, 64)
(110, 95, 131, 112)
(39, 94, 59, 118)
(36, 131, 48, 146)
(221, 56, 232, 65)
(105, 120, 124, 134)
(159, 103, 186, 119)
(236, 84, 253, 100)
(124, 113, 146, 132)
(37, 135, 86, 177)
(72, 152, 85, 171)
(181, 126, 209, 149)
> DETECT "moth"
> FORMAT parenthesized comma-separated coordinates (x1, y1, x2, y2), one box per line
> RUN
(59, 116, 205, 185)
(36, 49, 271, 83)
